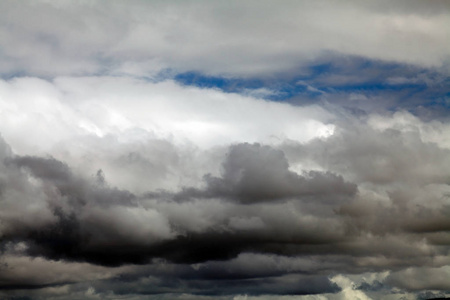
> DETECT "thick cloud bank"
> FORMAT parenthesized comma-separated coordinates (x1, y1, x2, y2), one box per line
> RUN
(1, 0, 449, 77)
(2, 78, 450, 299)
(1, 1, 450, 300)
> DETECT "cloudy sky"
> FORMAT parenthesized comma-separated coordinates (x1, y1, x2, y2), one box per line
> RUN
(1, 1, 450, 299)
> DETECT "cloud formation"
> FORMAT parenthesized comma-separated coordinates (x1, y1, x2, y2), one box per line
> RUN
(1, 0, 449, 78)
(1, 1, 450, 299)
(2, 102, 450, 298)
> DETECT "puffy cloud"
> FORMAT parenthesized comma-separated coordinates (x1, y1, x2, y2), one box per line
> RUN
(1, 2, 450, 298)
(200, 143, 356, 203)
(330, 275, 372, 300)
(0, 76, 333, 155)
(2, 95, 450, 297)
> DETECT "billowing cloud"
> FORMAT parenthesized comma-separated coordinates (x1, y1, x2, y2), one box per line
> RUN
(2, 1, 450, 299)
(193, 143, 357, 203)
(2, 105, 450, 298)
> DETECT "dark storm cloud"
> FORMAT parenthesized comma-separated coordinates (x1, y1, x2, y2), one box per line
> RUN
(0, 254, 340, 297)
(173, 143, 356, 205)
(3, 107, 450, 298)
(1, 137, 354, 269)
(202, 143, 356, 203)
(47, 254, 341, 297)
(9, 155, 136, 209)
(1, 0, 450, 299)
(0, 136, 158, 266)
(2, 122, 450, 271)
(99, 273, 338, 296)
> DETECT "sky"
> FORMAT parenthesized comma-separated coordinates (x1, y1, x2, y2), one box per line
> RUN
(1, 1, 450, 299)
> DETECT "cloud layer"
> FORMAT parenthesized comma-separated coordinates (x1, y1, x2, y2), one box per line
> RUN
(2, 77, 450, 299)
(1, 0, 449, 78)
(1, 1, 450, 299)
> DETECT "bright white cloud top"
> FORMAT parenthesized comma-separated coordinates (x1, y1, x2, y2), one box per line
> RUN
(0, 77, 333, 152)
(1, 1, 450, 300)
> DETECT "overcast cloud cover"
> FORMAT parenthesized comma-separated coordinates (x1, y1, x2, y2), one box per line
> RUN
(1, 1, 450, 299)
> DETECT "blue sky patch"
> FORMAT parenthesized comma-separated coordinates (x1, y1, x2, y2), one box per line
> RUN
(172, 56, 450, 119)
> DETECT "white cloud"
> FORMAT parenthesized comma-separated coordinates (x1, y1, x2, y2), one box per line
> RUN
(330, 275, 373, 300)
(0, 76, 335, 196)
(0, 76, 333, 154)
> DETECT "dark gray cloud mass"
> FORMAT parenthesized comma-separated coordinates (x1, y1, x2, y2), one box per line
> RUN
(1, 139, 356, 266)
(1, 111, 450, 299)
(184, 143, 357, 203)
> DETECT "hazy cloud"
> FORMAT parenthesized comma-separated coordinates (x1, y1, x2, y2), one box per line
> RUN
(1, 0, 449, 78)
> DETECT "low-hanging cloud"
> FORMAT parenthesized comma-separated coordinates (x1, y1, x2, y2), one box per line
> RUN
(2, 87, 450, 300)
(2, 105, 450, 298)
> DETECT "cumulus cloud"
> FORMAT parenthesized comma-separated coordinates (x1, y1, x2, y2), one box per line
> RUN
(330, 275, 372, 300)
(0, 137, 352, 266)
(1, 104, 450, 298)
(2, 88, 450, 298)
(200, 143, 356, 203)
(2, 1, 450, 299)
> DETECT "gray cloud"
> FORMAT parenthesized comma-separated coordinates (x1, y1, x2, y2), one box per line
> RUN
(2, 110, 450, 298)
(199, 143, 356, 203)
(1, 0, 449, 78)
(0, 114, 449, 299)
(2, 1, 450, 299)
(387, 266, 450, 291)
